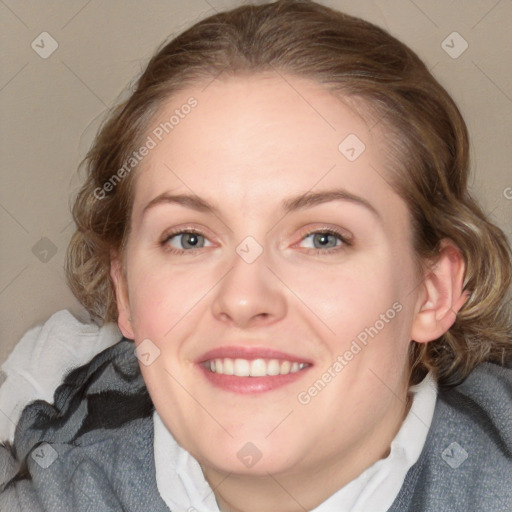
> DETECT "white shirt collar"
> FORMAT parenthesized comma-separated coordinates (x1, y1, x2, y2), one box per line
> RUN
(153, 371, 438, 512)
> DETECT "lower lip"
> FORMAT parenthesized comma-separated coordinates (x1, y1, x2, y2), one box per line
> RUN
(198, 364, 312, 394)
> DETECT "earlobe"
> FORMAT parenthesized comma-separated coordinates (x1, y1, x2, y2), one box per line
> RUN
(411, 239, 469, 343)
(110, 254, 135, 340)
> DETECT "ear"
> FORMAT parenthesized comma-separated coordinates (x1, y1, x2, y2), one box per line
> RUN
(411, 239, 470, 343)
(110, 252, 135, 340)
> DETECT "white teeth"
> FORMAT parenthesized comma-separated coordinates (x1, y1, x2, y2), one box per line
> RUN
(250, 359, 267, 377)
(207, 357, 309, 377)
(234, 359, 250, 377)
(223, 358, 234, 375)
(266, 359, 281, 376)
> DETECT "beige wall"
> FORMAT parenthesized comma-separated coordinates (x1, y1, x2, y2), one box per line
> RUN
(1, 0, 511, 364)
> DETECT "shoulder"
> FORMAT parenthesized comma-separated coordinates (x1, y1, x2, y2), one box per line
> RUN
(450, 360, 512, 408)
(0, 339, 165, 511)
(439, 362, 512, 453)
(390, 362, 512, 512)
(0, 417, 161, 511)
(0, 309, 121, 443)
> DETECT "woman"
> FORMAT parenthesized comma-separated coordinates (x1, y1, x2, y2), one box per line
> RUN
(1, 1, 511, 510)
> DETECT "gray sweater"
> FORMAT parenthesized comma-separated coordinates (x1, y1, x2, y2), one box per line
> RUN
(0, 339, 511, 511)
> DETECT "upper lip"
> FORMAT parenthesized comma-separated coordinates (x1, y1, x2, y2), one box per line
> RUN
(196, 346, 313, 365)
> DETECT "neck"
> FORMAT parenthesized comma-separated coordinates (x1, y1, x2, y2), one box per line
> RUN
(202, 390, 412, 512)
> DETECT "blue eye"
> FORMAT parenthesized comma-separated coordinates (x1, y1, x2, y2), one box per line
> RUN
(297, 229, 352, 254)
(301, 232, 340, 249)
(162, 231, 213, 252)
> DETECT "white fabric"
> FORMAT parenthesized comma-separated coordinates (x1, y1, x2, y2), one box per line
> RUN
(154, 372, 437, 512)
(0, 310, 438, 512)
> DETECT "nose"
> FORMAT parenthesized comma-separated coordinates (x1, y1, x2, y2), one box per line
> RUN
(211, 246, 287, 329)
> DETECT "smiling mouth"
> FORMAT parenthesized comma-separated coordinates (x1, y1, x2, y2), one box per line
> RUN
(203, 358, 311, 377)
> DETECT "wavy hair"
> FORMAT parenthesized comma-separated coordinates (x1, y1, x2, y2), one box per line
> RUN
(65, 0, 512, 387)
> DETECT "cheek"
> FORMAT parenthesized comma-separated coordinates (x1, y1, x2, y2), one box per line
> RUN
(126, 261, 168, 336)
(302, 251, 414, 376)
(127, 257, 217, 337)
(290, 252, 400, 331)
(129, 277, 164, 327)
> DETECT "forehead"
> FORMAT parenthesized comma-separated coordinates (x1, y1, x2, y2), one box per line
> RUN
(131, 73, 405, 225)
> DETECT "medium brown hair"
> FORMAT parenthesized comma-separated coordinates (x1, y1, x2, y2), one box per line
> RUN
(65, 0, 512, 387)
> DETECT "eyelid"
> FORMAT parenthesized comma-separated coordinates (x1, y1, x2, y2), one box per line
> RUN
(295, 224, 353, 242)
(161, 225, 214, 242)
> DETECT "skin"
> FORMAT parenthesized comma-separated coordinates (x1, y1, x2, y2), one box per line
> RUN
(111, 73, 467, 512)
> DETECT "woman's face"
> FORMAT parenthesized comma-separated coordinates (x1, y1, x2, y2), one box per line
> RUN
(113, 73, 427, 483)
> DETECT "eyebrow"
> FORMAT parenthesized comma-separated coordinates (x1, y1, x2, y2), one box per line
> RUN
(141, 188, 381, 221)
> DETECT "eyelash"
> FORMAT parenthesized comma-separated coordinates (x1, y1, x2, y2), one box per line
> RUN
(160, 227, 352, 256)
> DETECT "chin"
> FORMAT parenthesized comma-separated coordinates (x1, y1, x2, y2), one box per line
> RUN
(191, 437, 301, 476)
